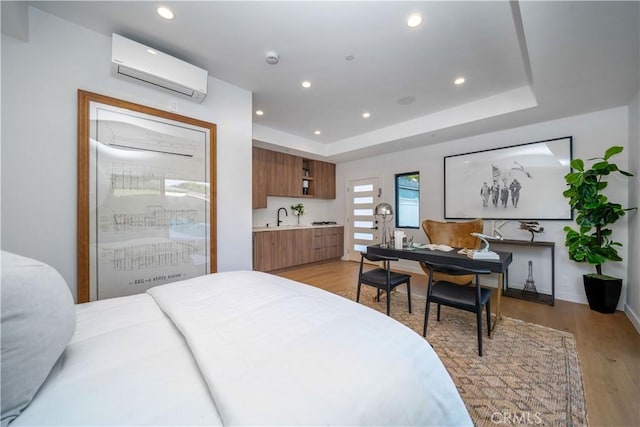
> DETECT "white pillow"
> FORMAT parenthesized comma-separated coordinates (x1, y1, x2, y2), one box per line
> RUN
(1, 251, 75, 426)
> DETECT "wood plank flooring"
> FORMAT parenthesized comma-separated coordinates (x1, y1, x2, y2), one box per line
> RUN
(274, 259, 640, 427)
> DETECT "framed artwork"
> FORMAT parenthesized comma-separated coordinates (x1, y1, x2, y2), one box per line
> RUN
(77, 90, 216, 303)
(444, 136, 573, 220)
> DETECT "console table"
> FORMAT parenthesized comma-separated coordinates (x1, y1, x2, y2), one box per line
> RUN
(491, 239, 555, 306)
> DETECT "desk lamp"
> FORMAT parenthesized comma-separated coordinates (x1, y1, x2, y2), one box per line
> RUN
(374, 202, 393, 247)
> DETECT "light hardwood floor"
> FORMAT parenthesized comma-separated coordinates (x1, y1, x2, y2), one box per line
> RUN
(274, 259, 640, 427)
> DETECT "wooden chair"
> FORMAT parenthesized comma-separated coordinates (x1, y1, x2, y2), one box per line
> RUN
(420, 218, 483, 285)
(357, 252, 411, 316)
(422, 260, 492, 356)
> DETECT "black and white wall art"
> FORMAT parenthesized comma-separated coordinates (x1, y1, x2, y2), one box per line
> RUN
(444, 136, 573, 220)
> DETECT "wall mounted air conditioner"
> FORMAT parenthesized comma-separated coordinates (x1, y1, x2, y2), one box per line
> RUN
(111, 33, 208, 103)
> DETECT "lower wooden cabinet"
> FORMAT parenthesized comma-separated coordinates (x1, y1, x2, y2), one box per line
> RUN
(253, 226, 344, 272)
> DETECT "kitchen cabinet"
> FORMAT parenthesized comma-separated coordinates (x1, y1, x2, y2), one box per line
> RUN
(266, 150, 301, 197)
(252, 147, 268, 208)
(253, 226, 344, 272)
(312, 160, 336, 199)
(252, 147, 336, 206)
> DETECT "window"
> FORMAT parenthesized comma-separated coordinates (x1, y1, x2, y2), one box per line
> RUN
(395, 172, 420, 228)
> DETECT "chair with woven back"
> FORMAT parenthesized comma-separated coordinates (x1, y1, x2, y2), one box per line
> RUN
(419, 218, 484, 285)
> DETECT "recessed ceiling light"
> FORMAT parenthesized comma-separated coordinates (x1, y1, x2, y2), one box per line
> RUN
(157, 6, 174, 20)
(345, 54, 355, 61)
(407, 13, 423, 28)
(454, 77, 466, 85)
(146, 49, 158, 55)
(314, 130, 321, 135)
(255, 110, 264, 116)
(302, 81, 312, 88)
(362, 112, 370, 118)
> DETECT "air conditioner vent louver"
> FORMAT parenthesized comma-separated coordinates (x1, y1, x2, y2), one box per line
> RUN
(111, 34, 208, 103)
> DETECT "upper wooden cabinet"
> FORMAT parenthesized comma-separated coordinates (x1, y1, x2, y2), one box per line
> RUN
(266, 150, 302, 197)
(313, 160, 336, 199)
(252, 147, 336, 204)
(252, 147, 268, 208)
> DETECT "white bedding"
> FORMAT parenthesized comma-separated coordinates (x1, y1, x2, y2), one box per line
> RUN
(13, 271, 471, 426)
(13, 294, 222, 426)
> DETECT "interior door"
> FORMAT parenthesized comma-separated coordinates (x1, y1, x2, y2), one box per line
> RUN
(346, 177, 380, 261)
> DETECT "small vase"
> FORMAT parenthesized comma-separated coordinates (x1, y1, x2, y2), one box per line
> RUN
(297, 215, 300, 225)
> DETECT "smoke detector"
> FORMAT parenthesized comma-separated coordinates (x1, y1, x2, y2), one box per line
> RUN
(265, 52, 280, 65)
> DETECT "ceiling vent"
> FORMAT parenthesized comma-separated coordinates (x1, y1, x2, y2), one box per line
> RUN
(111, 33, 208, 103)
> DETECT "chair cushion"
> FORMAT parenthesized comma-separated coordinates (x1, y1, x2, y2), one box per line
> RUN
(430, 281, 491, 311)
(360, 268, 411, 289)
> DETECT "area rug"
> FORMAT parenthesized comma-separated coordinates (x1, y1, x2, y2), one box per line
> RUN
(337, 288, 588, 426)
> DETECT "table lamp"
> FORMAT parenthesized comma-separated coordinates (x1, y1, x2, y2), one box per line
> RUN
(374, 202, 394, 247)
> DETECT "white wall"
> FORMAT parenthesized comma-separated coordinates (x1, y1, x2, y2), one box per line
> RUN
(253, 197, 339, 228)
(1, 7, 254, 301)
(336, 107, 632, 306)
(626, 90, 640, 330)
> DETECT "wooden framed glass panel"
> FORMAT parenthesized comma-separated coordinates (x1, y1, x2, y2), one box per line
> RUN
(77, 90, 216, 303)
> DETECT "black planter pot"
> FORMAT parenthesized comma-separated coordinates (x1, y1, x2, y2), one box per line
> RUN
(583, 274, 622, 314)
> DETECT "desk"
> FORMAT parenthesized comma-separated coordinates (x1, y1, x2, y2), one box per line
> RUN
(367, 244, 513, 336)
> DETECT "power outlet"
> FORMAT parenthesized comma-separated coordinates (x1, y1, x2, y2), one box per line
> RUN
(561, 276, 568, 288)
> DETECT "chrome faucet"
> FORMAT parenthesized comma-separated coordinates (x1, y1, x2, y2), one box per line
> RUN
(277, 207, 288, 226)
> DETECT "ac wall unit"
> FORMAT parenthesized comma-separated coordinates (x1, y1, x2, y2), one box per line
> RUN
(111, 33, 208, 103)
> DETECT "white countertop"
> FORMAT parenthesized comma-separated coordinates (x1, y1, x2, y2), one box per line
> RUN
(252, 224, 343, 232)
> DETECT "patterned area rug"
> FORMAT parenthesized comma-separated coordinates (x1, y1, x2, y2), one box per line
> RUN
(337, 287, 588, 426)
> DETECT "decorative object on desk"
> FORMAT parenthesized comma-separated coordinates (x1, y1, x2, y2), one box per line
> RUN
(394, 230, 405, 250)
(291, 203, 304, 225)
(563, 146, 636, 313)
(519, 220, 544, 242)
(418, 243, 454, 252)
(523, 260, 538, 297)
(458, 248, 500, 260)
(462, 232, 502, 259)
(374, 202, 394, 248)
(444, 136, 573, 220)
(337, 287, 587, 427)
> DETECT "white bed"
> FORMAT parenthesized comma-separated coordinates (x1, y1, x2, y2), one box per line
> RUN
(1, 252, 472, 426)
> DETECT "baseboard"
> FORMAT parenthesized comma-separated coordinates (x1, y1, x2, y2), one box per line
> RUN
(624, 304, 640, 334)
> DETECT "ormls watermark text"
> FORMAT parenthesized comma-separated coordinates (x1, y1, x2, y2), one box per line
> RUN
(491, 411, 543, 425)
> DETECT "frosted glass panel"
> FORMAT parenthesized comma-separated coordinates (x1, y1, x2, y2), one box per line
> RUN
(353, 184, 373, 192)
(354, 196, 373, 204)
(354, 244, 368, 252)
(353, 208, 373, 216)
(354, 232, 373, 240)
(354, 221, 373, 228)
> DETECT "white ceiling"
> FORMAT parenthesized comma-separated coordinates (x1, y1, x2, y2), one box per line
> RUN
(11, 1, 640, 161)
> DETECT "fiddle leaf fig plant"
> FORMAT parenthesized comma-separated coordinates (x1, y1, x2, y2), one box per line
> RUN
(563, 146, 636, 276)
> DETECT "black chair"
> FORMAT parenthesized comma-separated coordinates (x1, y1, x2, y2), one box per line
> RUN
(357, 252, 411, 316)
(421, 261, 492, 356)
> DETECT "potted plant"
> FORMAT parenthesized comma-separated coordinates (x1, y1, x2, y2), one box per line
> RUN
(291, 203, 305, 225)
(563, 146, 636, 313)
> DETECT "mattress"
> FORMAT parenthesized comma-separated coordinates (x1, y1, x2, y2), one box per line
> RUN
(11, 270, 471, 426)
